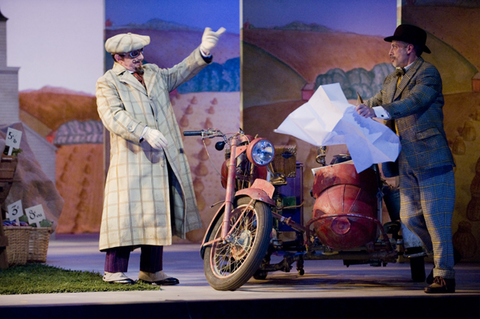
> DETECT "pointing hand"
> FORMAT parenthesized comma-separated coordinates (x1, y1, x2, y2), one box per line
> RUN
(200, 27, 226, 55)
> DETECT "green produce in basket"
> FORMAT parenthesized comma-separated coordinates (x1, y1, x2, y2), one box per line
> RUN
(39, 219, 53, 228)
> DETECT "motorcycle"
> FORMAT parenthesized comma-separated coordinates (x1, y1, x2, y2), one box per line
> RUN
(184, 128, 424, 291)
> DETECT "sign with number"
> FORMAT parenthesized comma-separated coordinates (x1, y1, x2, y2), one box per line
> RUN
(5, 127, 22, 150)
(25, 204, 45, 227)
(7, 200, 23, 223)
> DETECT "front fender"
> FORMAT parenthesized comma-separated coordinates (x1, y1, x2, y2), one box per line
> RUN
(200, 179, 275, 259)
(236, 179, 275, 206)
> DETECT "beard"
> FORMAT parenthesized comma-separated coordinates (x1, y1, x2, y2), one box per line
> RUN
(135, 66, 144, 75)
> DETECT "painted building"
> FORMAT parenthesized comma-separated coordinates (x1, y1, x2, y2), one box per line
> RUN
(0, 10, 56, 183)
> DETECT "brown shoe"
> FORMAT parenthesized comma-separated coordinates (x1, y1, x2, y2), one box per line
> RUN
(424, 276, 455, 293)
(426, 249, 462, 285)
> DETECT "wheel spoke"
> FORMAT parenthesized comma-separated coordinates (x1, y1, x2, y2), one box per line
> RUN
(211, 205, 259, 277)
(204, 197, 272, 291)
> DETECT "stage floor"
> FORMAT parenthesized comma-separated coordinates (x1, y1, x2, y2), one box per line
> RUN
(1, 233, 480, 318)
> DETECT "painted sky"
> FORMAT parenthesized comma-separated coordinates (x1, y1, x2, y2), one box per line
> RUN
(105, 0, 240, 34)
(106, 0, 396, 36)
(243, 0, 397, 37)
(1, 0, 396, 95)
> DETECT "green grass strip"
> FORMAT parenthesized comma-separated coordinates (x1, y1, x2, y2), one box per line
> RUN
(0, 263, 161, 294)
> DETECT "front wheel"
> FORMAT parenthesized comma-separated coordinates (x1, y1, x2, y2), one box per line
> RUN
(203, 197, 273, 291)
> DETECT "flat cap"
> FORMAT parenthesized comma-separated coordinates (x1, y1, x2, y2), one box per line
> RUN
(105, 32, 150, 53)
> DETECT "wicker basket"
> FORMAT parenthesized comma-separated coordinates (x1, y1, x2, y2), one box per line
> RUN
(4, 226, 31, 266)
(0, 155, 18, 205)
(28, 227, 51, 263)
(0, 155, 18, 181)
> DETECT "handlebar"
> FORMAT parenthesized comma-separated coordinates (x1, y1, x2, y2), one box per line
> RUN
(183, 128, 251, 152)
(183, 130, 204, 136)
(183, 129, 224, 139)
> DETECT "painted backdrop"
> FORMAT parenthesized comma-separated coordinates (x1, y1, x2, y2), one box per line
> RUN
(242, 0, 397, 246)
(242, 0, 480, 262)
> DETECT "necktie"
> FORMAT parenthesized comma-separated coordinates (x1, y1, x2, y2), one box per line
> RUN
(395, 67, 405, 88)
(393, 67, 405, 134)
(133, 72, 145, 87)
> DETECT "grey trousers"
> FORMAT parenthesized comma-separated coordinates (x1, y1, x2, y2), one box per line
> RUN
(399, 162, 455, 279)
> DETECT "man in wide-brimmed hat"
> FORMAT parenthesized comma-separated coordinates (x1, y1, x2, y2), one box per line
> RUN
(356, 24, 457, 293)
(96, 27, 225, 285)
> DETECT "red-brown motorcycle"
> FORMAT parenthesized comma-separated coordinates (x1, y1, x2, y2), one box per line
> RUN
(184, 128, 422, 291)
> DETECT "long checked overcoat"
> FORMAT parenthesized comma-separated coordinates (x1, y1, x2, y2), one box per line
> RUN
(96, 47, 207, 251)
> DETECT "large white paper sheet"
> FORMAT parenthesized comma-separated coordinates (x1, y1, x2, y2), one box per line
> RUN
(274, 83, 401, 173)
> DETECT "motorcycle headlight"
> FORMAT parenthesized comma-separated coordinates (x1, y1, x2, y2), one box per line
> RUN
(246, 138, 275, 166)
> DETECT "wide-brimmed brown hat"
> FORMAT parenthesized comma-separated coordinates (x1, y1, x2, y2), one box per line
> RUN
(384, 24, 431, 54)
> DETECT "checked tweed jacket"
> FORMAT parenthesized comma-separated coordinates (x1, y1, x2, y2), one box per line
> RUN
(96, 47, 207, 251)
(365, 57, 456, 278)
(365, 57, 454, 171)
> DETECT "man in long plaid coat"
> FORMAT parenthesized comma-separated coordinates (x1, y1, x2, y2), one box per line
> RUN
(356, 24, 456, 293)
(96, 28, 224, 285)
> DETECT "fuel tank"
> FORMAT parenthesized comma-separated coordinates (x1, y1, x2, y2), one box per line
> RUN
(311, 162, 378, 250)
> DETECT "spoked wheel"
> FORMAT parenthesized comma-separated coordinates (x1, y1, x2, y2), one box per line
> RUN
(204, 197, 272, 291)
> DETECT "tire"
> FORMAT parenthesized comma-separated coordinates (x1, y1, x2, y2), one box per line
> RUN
(204, 197, 272, 291)
(410, 256, 426, 282)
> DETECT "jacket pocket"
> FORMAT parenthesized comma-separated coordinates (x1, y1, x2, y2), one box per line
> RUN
(415, 127, 440, 140)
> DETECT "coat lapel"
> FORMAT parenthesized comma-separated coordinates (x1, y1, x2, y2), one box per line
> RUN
(113, 63, 147, 95)
(142, 68, 155, 93)
(387, 75, 397, 103)
(393, 57, 424, 101)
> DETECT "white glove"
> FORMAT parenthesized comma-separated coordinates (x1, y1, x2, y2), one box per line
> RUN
(200, 27, 226, 55)
(143, 127, 168, 149)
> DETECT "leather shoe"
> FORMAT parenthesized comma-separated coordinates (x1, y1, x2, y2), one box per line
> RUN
(424, 276, 455, 293)
(138, 270, 180, 285)
(109, 278, 136, 285)
(103, 272, 136, 285)
(142, 277, 180, 285)
(139, 277, 179, 285)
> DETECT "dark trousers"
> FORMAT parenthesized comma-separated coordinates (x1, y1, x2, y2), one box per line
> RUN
(104, 245, 163, 273)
